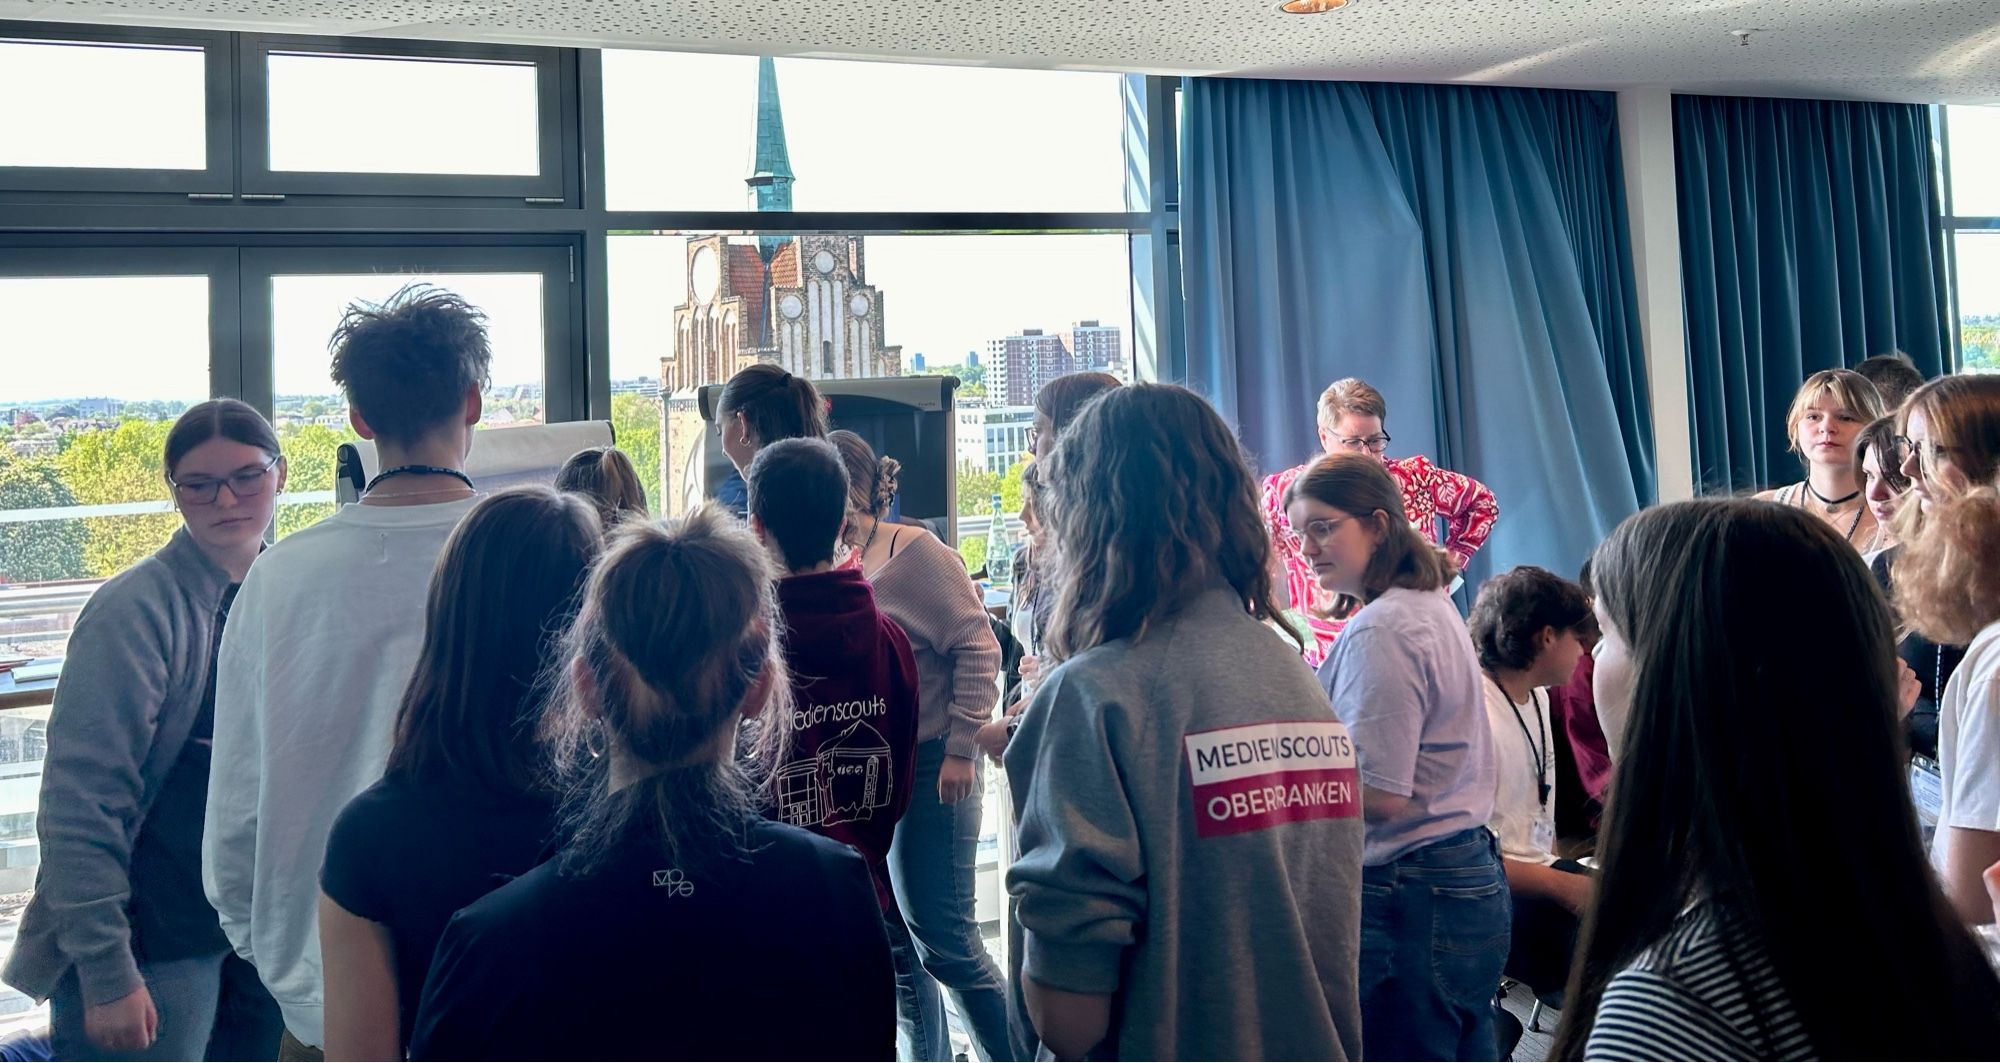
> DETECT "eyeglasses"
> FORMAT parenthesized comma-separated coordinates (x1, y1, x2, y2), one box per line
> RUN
(1299, 516, 1354, 544)
(1336, 434, 1392, 455)
(170, 457, 278, 506)
(1892, 435, 1953, 471)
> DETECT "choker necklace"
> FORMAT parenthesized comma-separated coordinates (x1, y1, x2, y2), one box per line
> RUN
(367, 464, 475, 494)
(1804, 482, 1860, 507)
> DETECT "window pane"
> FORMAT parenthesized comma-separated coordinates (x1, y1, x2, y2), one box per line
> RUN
(1, 275, 209, 598)
(270, 272, 546, 534)
(602, 52, 1126, 212)
(1947, 106, 2000, 218)
(266, 53, 539, 175)
(1958, 232, 2000, 373)
(609, 230, 1133, 529)
(0, 40, 205, 170)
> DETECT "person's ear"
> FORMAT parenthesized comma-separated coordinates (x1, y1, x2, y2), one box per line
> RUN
(348, 407, 376, 441)
(738, 659, 777, 721)
(569, 655, 602, 720)
(273, 455, 290, 494)
(463, 386, 483, 427)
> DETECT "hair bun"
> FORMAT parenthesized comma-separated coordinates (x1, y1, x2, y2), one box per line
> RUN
(873, 456, 901, 514)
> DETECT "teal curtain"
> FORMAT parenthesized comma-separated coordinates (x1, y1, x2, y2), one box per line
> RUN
(1181, 78, 1651, 587)
(1675, 94, 1948, 493)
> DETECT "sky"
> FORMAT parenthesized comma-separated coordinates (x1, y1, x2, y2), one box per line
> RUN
(0, 42, 1995, 405)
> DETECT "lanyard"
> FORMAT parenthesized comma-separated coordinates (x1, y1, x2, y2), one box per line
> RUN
(1489, 675, 1551, 811)
(367, 464, 475, 493)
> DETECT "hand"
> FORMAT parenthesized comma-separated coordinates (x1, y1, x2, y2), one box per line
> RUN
(974, 720, 1011, 763)
(1019, 655, 1042, 684)
(1984, 859, 2000, 925)
(1897, 658, 1921, 720)
(1558, 868, 1595, 917)
(938, 754, 978, 804)
(85, 985, 158, 1054)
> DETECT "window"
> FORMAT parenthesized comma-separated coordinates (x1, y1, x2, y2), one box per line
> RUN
(1945, 105, 2000, 219)
(1956, 233, 2000, 373)
(602, 51, 1128, 212)
(0, 272, 212, 595)
(0, 26, 229, 193)
(0, 39, 206, 170)
(264, 52, 540, 176)
(609, 230, 1131, 562)
(240, 37, 568, 198)
(1944, 106, 2000, 372)
(251, 253, 569, 533)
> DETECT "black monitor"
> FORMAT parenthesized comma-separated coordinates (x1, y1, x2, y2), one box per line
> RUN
(686, 375, 961, 542)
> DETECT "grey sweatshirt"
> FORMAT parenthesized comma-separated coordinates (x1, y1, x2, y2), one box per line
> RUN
(1005, 585, 1365, 1061)
(4, 529, 235, 1005)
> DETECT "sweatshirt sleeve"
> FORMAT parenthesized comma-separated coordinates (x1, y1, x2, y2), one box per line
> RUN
(1004, 669, 1146, 994)
(899, 535, 1001, 760)
(33, 584, 172, 1005)
(203, 566, 266, 966)
(885, 622, 921, 827)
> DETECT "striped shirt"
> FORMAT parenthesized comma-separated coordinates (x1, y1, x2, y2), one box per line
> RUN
(1584, 903, 1814, 1061)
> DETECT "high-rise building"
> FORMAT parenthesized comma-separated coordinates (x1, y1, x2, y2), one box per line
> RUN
(988, 329, 1077, 407)
(1068, 320, 1127, 381)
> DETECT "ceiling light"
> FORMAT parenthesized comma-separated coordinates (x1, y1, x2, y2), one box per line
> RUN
(1279, 0, 1356, 13)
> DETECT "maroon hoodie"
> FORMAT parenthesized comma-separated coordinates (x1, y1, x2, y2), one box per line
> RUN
(773, 568, 921, 910)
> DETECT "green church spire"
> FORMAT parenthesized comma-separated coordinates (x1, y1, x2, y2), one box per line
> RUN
(746, 56, 795, 223)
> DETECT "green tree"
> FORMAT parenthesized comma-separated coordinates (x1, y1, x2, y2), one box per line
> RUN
(953, 459, 1026, 572)
(54, 419, 177, 578)
(610, 393, 664, 515)
(0, 454, 88, 583)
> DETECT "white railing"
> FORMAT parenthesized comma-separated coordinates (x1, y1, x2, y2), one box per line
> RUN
(0, 491, 336, 524)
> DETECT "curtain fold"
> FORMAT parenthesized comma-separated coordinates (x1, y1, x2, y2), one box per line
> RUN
(1673, 94, 1947, 493)
(1181, 77, 1651, 588)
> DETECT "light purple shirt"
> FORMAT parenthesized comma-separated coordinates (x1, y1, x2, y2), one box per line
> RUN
(1317, 587, 1495, 865)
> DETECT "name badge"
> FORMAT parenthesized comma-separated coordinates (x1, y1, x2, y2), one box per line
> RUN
(1910, 756, 1944, 827)
(1184, 720, 1360, 839)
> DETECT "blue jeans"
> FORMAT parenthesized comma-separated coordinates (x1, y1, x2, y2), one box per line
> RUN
(887, 738, 1015, 1062)
(51, 952, 281, 1062)
(1359, 828, 1512, 1061)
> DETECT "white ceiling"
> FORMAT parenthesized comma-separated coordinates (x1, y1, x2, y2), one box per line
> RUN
(2, 0, 1998, 104)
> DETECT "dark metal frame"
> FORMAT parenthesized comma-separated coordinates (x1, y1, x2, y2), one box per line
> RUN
(0, 22, 234, 195)
(0, 18, 1186, 429)
(1938, 104, 2000, 372)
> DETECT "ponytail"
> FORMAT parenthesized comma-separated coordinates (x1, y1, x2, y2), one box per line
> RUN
(828, 429, 897, 520)
(543, 504, 791, 872)
(717, 364, 829, 448)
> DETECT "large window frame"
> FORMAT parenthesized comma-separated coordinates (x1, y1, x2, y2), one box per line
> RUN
(1938, 104, 2000, 372)
(0, 22, 234, 196)
(0, 21, 1186, 420)
(238, 34, 575, 201)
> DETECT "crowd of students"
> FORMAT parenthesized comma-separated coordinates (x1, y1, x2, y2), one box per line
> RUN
(8, 283, 2000, 1063)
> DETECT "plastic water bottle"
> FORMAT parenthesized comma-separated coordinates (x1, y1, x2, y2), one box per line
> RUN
(985, 492, 1013, 589)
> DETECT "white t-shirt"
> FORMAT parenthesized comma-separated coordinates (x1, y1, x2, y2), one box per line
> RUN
(1932, 620, 2000, 870)
(204, 497, 478, 1047)
(1483, 677, 1558, 865)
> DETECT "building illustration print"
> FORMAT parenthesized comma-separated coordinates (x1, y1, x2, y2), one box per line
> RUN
(776, 718, 894, 828)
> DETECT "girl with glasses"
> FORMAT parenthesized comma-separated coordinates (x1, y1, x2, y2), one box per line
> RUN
(1889, 374, 2000, 926)
(1283, 451, 1504, 1061)
(6, 399, 286, 1060)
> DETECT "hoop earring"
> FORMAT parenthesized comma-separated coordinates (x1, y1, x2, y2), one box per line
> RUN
(585, 721, 608, 759)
